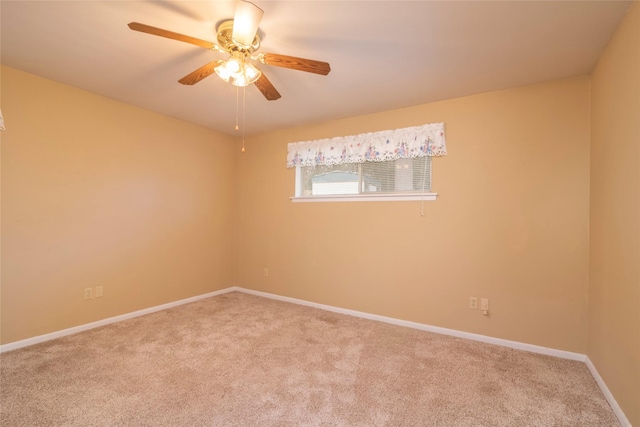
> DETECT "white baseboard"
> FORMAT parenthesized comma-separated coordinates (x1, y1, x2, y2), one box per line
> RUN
(0, 287, 236, 353)
(1, 285, 629, 426)
(586, 357, 632, 427)
(235, 287, 586, 361)
(3, 285, 585, 361)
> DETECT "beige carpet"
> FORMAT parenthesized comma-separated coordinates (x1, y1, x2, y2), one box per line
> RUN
(1, 292, 619, 426)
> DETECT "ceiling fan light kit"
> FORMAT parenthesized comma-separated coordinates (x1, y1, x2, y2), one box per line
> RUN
(214, 51, 262, 87)
(128, 0, 330, 100)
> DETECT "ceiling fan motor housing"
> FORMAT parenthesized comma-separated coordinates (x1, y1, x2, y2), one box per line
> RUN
(216, 20, 260, 56)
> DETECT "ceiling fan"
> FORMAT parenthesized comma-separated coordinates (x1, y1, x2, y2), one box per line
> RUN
(128, 0, 331, 101)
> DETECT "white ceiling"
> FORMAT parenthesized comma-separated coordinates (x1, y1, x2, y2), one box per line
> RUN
(1, 0, 632, 136)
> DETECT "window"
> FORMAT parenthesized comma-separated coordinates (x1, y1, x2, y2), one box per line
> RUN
(296, 157, 431, 197)
(287, 123, 446, 202)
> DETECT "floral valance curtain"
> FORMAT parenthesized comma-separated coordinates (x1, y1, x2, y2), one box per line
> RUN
(286, 123, 446, 168)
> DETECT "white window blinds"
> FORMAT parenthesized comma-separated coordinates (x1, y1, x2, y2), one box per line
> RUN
(297, 157, 432, 197)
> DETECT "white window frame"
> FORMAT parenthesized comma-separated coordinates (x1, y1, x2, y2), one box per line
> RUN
(291, 161, 438, 203)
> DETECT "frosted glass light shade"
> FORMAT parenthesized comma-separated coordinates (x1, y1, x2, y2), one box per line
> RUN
(215, 56, 262, 87)
(232, 0, 263, 47)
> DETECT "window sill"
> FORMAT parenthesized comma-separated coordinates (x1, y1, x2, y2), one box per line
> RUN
(290, 193, 438, 203)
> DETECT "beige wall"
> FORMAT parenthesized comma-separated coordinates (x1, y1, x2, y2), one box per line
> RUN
(1, 10, 637, 420)
(235, 76, 591, 354)
(589, 2, 640, 425)
(1, 66, 236, 344)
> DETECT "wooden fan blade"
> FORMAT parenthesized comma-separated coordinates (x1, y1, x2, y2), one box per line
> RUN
(260, 53, 330, 76)
(178, 61, 221, 85)
(254, 73, 281, 101)
(128, 22, 215, 50)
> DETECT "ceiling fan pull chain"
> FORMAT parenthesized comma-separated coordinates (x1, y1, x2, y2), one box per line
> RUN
(235, 86, 240, 132)
(242, 86, 247, 153)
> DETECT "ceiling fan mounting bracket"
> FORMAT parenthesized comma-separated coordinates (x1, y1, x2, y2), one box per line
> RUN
(216, 20, 260, 56)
